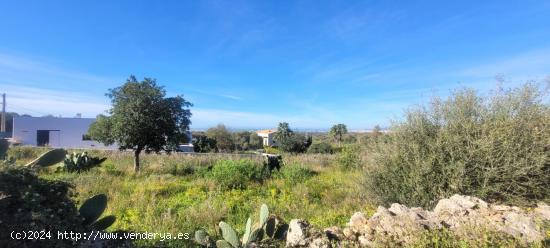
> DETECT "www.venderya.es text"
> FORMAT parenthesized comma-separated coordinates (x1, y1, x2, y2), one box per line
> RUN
(10, 230, 191, 242)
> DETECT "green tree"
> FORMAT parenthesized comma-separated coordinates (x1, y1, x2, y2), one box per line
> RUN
(88, 76, 192, 172)
(192, 132, 217, 153)
(231, 131, 265, 151)
(248, 132, 263, 150)
(232, 131, 250, 151)
(206, 124, 234, 152)
(329, 124, 348, 143)
(274, 122, 292, 143)
(274, 122, 311, 153)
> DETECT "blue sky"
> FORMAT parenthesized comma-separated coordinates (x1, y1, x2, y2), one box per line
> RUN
(1, 1, 549, 129)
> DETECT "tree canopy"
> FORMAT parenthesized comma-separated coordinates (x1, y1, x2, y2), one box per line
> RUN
(88, 75, 192, 171)
(274, 122, 311, 153)
(329, 124, 348, 143)
(206, 124, 234, 152)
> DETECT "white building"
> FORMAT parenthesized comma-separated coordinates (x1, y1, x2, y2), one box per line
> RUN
(256, 129, 277, 147)
(12, 117, 116, 149)
(11, 116, 195, 151)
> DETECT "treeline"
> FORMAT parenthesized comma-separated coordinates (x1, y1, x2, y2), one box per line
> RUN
(192, 122, 314, 153)
(192, 124, 263, 153)
(191, 122, 385, 154)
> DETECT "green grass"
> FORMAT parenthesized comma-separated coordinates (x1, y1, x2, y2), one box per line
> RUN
(25, 149, 371, 247)
(9, 84, 549, 248)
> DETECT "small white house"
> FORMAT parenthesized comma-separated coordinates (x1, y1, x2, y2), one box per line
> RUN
(256, 129, 277, 147)
(12, 117, 116, 149)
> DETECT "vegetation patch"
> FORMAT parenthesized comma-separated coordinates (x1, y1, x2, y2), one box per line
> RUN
(363, 84, 550, 208)
(275, 164, 316, 184)
(208, 159, 270, 190)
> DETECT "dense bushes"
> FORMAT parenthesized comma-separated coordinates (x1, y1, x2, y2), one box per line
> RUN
(278, 133, 312, 153)
(364, 83, 550, 207)
(208, 159, 270, 189)
(307, 142, 334, 154)
(193, 134, 217, 153)
(274, 122, 312, 153)
(337, 145, 361, 169)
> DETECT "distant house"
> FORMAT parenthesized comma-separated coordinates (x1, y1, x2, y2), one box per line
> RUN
(256, 129, 277, 147)
(11, 116, 116, 149)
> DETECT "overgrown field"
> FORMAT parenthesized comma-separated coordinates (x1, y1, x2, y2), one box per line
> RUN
(3, 83, 549, 247)
(9, 147, 372, 247)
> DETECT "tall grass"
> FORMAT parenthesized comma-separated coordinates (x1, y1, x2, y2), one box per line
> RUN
(15, 147, 370, 247)
(364, 83, 550, 207)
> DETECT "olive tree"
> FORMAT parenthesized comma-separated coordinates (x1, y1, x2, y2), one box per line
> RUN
(88, 76, 192, 172)
(329, 123, 348, 143)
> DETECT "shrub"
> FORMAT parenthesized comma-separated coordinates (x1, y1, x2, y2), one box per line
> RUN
(208, 159, 269, 189)
(206, 124, 234, 152)
(193, 135, 217, 153)
(364, 83, 550, 208)
(307, 142, 333, 154)
(276, 164, 316, 184)
(264, 146, 280, 154)
(337, 145, 361, 169)
(278, 133, 312, 153)
(60, 152, 106, 173)
(274, 123, 312, 153)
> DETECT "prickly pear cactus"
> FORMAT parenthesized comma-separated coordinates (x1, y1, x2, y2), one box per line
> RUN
(25, 149, 66, 167)
(219, 221, 240, 247)
(79, 194, 116, 230)
(194, 204, 287, 247)
(62, 152, 106, 173)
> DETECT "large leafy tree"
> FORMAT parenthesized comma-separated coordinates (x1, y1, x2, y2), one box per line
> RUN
(329, 123, 348, 144)
(206, 124, 234, 152)
(274, 122, 293, 144)
(88, 76, 192, 172)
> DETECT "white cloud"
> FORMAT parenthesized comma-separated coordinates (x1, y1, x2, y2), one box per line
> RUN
(458, 48, 550, 80)
(1, 84, 110, 117)
(0, 52, 120, 92)
(191, 108, 331, 129)
(2, 84, 332, 128)
(188, 89, 244, 101)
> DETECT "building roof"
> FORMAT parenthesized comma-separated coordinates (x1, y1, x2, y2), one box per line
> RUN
(257, 129, 276, 134)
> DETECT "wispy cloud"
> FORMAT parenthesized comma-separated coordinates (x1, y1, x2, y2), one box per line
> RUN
(2, 84, 328, 128)
(192, 108, 329, 129)
(457, 47, 550, 80)
(188, 89, 244, 101)
(1, 84, 109, 117)
(0, 52, 119, 91)
(219, 94, 242, 100)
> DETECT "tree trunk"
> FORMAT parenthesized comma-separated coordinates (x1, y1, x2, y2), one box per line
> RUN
(134, 148, 142, 172)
